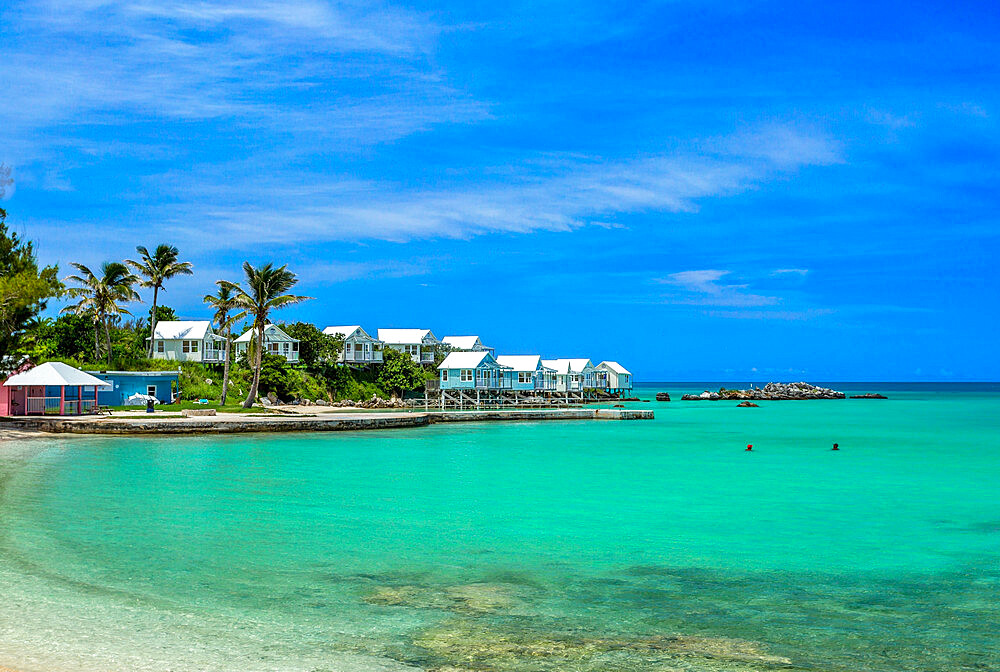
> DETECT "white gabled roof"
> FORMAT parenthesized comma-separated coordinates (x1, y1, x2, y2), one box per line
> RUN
(4, 362, 112, 388)
(152, 320, 213, 341)
(234, 324, 298, 344)
(541, 359, 569, 374)
(497, 355, 546, 372)
(542, 358, 593, 374)
(438, 351, 508, 370)
(324, 325, 365, 339)
(442, 336, 482, 350)
(599, 361, 631, 375)
(378, 328, 437, 345)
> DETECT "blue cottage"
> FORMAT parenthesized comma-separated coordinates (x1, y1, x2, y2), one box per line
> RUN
(437, 351, 511, 390)
(86, 370, 180, 406)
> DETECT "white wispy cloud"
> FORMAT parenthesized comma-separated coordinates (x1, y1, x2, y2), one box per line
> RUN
(0, 0, 475, 164)
(657, 269, 780, 307)
(772, 268, 809, 276)
(145, 126, 839, 246)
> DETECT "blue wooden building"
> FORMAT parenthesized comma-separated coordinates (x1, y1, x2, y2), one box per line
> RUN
(86, 370, 180, 406)
(496, 355, 556, 391)
(438, 351, 511, 390)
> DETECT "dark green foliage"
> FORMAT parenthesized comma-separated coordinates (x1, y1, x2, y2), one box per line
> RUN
(256, 353, 296, 400)
(281, 321, 342, 370)
(22, 314, 95, 362)
(377, 347, 425, 398)
(0, 201, 63, 364)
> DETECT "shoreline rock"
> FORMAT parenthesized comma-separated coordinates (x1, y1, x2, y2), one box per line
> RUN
(655, 392, 671, 402)
(736, 401, 759, 407)
(681, 382, 846, 401)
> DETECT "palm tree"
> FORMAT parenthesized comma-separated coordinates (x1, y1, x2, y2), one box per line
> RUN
(62, 262, 140, 366)
(221, 262, 311, 408)
(127, 244, 193, 357)
(203, 282, 239, 405)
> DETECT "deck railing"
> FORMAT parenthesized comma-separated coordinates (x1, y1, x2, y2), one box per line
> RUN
(26, 397, 62, 415)
(26, 397, 98, 415)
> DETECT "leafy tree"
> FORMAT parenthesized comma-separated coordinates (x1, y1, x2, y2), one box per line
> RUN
(23, 313, 95, 362)
(256, 353, 295, 400)
(377, 347, 424, 398)
(62, 262, 140, 366)
(0, 167, 63, 364)
(203, 282, 238, 404)
(127, 244, 193, 356)
(221, 262, 311, 408)
(281, 321, 342, 370)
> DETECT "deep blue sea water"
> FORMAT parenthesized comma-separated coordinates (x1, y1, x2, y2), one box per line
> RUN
(0, 383, 998, 671)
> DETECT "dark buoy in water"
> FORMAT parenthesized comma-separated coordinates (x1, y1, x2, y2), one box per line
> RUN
(832, 443, 839, 451)
(745, 444, 753, 451)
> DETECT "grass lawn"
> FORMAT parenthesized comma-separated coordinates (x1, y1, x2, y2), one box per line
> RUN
(109, 401, 267, 414)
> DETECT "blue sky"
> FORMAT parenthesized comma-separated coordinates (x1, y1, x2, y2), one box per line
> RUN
(2, 0, 998, 380)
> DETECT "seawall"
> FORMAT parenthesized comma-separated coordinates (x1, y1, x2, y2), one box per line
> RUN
(0, 408, 653, 436)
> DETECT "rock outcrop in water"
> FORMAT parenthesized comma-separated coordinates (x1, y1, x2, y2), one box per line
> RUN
(736, 401, 759, 407)
(681, 382, 845, 401)
(655, 392, 671, 401)
(850, 393, 888, 399)
(412, 622, 794, 671)
(363, 582, 521, 615)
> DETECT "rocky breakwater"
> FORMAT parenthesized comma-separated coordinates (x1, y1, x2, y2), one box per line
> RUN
(262, 393, 408, 409)
(681, 381, 846, 401)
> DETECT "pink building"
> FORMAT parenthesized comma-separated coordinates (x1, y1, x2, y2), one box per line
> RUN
(1, 362, 111, 416)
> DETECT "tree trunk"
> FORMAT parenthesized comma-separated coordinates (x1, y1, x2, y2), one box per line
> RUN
(147, 285, 159, 358)
(221, 327, 232, 405)
(93, 321, 100, 362)
(242, 318, 265, 408)
(103, 319, 112, 367)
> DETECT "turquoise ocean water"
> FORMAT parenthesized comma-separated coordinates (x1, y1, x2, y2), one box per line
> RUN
(1, 384, 998, 671)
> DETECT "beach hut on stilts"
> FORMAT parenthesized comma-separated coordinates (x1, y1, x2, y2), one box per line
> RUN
(1, 362, 111, 416)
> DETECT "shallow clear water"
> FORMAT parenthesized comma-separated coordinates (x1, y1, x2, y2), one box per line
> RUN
(1, 384, 998, 671)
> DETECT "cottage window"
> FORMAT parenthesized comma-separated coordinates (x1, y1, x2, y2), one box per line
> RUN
(518, 372, 531, 384)
(157, 341, 164, 353)
(182, 340, 199, 353)
(460, 369, 473, 382)
(345, 342, 352, 351)
(292, 342, 298, 351)
(268, 343, 279, 353)
(441, 370, 449, 382)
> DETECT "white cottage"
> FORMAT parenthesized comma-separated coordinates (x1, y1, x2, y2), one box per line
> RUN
(234, 324, 300, 363)
(442, 336, 493, 354)
(322, 325, 383, 364)
(596, 361, 633, 392)
(149, 321, 227, 363)
(541, 358, 595, 392)
(377, 329, 440, 364)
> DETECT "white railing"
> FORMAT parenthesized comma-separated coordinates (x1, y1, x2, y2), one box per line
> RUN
(62, 399, 97, 415)
(26, 397, 61, 415)
(26, 397, 98, 415)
